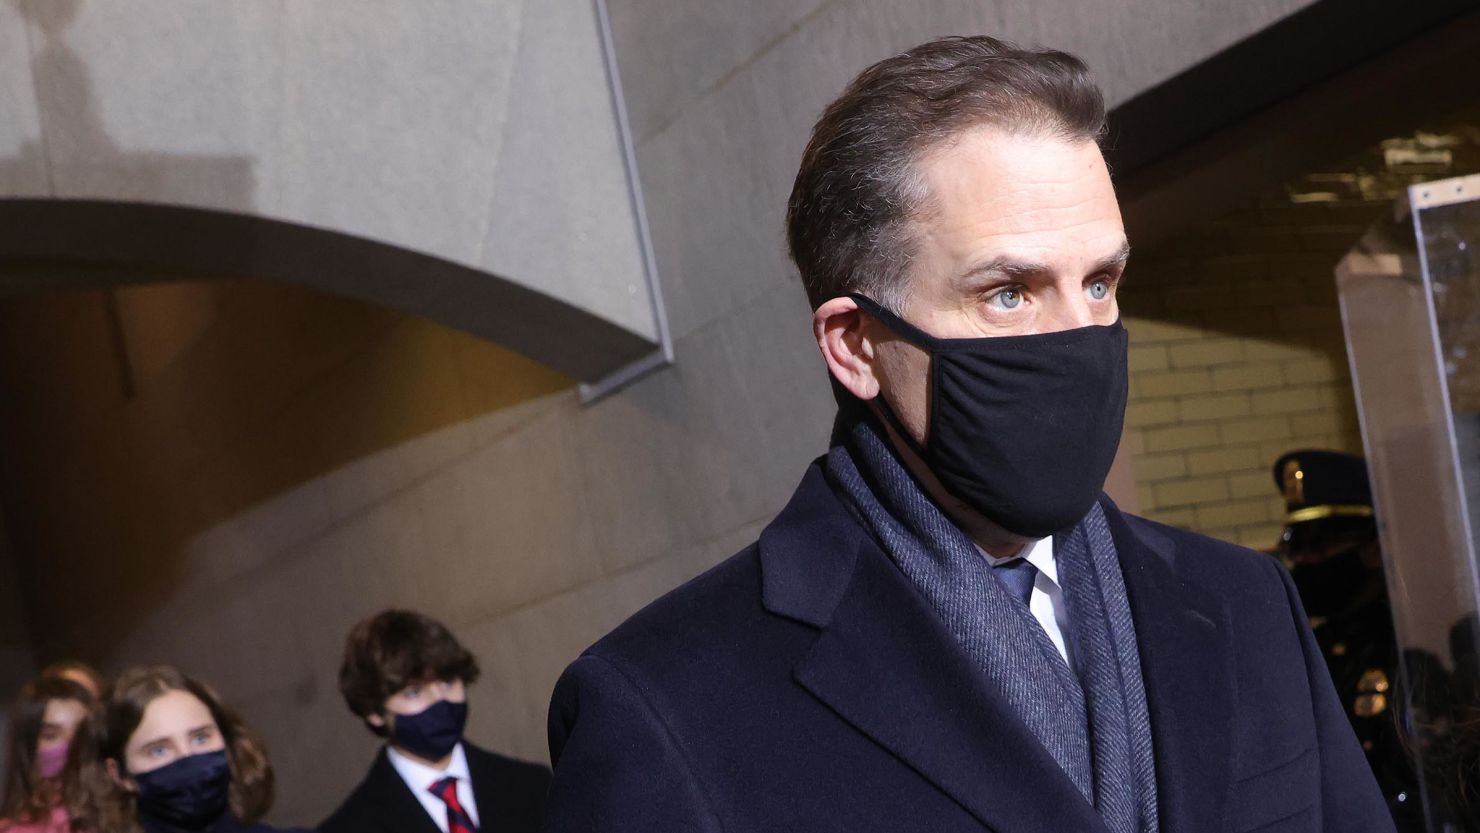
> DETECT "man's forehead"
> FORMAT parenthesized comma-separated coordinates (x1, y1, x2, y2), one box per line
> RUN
(912, 127, 1123, 272)
(918, 127, 1113, 206)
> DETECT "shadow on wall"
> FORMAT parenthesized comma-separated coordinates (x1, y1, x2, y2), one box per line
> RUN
(0, 280, 573, 665)
(0, 0, 254, 226)
(0, 0, 576, 671)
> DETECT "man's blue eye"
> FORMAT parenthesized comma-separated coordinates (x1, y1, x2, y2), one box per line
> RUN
(994, 289, 1023, 309)
(1088, 280, 1110, 300)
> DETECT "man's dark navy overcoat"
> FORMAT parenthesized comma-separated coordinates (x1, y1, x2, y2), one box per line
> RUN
(542, 462, 1393, 832)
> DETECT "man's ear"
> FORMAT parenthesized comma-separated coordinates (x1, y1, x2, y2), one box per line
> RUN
(367, 712, 387, 730)
(106, 758, 136, 794)
(814, 296, 882, 401)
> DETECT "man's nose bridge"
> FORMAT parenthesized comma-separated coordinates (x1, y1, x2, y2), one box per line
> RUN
(1050, 282, 1096, 329)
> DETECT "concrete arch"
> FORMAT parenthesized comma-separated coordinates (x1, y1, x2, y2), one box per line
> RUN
(0, 0, 665, 385)
(0, 198, 655, 381)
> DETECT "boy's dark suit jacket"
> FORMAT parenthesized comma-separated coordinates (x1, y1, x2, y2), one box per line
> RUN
(318, 743, 548, 833)
(541, 461, 1396, 833)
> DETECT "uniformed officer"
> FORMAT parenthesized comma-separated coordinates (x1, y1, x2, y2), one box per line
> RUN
(1272, 449, 1425, 830)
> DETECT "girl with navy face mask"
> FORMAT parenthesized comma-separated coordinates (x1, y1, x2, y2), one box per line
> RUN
(0, 675, 95, 833)
(93, 666, 305, 833)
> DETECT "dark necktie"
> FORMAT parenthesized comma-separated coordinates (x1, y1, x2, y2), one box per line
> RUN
(430, 776, 478, 833)
(994, 557, 1039, 606)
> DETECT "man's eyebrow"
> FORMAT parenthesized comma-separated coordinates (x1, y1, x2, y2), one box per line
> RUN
(958, 256, 1051, 284)
(957, 239, 1132, 284)
(1095, 239, 1132, 273)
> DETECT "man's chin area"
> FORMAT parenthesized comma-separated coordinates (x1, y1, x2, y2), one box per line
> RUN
(950, 503, 1035, 556)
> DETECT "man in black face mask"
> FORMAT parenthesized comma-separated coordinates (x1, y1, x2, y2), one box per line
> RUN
(319, 610, 549, 833)
(542, 36, 1392, 833)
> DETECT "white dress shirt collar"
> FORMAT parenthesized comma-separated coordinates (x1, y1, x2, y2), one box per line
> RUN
(975, 536, 1074, 668)
(385, 742, 480, 832)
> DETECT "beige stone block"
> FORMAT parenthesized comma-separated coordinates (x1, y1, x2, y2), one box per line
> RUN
(1145, 507, 1196, 529)
(1197, 497, 1279, 529)
(1178, 392, 1252, 422)
(1137, 484, 1158, 512)
(1237, 525, 1283, 550)
(1229, 470, 1276, 500)
(1243, 337, 1321, 363)
(1128, 344, 1171, 372)
(1152, 475, 1230, 508)
(1126, 318, 1207, 345)
(1137, 368, 1214, 398)
(1168, 338, 1246, 368)
(1260, 437, 1307, 463)
(1142, 423, 1223, 453)
(1135, 452, 1188, 483)
(1283, 356, 1348, 385)
(1200, 308, 1276, 336)
(1290, 409, 1358, 438)
(1220, 415, 1293, 443)
(1251, 388, 1325, 416)
(1124, 429, 1146, 455)
(1212, 363, 1286, 392)
(1127, 398, 1180, 428)
(1186, 445, 1263, 476)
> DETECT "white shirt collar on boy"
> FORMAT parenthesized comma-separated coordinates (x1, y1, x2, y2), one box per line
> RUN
(386, 741, 481, 833)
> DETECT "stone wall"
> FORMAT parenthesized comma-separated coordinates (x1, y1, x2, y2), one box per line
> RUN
(0, 0, 1324, 823)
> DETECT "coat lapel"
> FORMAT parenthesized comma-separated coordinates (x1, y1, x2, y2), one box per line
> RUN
(1102, 500, 1234, 833)
(366, 749, 445, 833)
(761, 466, 1110, 833)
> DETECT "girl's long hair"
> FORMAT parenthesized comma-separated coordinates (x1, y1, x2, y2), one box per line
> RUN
(88, 666, 274, 833)
(0, 675, 97, 830)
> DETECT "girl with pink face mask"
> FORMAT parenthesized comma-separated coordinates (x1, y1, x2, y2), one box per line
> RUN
(0, 674, 97, 833)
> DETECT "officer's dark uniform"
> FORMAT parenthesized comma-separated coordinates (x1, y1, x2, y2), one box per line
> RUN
(1272, 450, 1425, 830)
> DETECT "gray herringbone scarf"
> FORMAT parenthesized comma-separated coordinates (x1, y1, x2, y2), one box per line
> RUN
(825, 409, 1158, 833)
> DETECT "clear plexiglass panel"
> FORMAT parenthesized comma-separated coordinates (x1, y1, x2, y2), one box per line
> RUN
(1339, 173, 1480, 830)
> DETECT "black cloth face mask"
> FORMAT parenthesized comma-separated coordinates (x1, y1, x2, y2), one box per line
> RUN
(848, 293, 1129, 538)
(390, 699, 467, 762)
(132, 749, 233, 831)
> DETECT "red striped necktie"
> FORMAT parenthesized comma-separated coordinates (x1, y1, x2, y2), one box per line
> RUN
(430, 776, 478, 833)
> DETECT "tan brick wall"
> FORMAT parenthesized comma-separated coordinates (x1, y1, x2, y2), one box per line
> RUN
(1120, 123, 1480, 549)
(1121, 198, 1373, 550)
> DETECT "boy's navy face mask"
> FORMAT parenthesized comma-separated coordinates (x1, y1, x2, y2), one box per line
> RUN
(391, 698, 468, 762)
(848, 293, 1128, 538)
